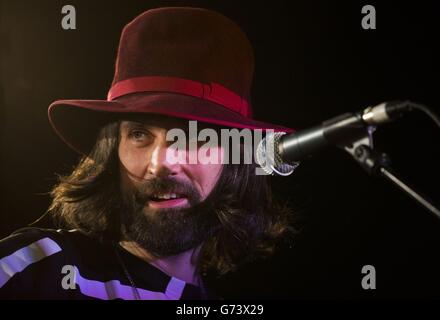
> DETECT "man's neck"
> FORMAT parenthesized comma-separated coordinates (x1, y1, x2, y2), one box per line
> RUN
(119, 241, 202, 286)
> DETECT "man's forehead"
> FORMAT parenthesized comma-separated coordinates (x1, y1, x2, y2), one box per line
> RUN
(120, 114, 221, 131)
(120, 114, 189, 129)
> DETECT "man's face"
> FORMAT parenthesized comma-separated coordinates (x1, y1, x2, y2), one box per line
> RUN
(117, 114, 224, 256)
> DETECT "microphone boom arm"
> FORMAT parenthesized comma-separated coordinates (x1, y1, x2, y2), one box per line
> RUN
(342, 126, 440, 220)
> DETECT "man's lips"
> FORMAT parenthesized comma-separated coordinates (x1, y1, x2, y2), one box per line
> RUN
(147, 197, 189, 209)
(144, 192, 189, 209)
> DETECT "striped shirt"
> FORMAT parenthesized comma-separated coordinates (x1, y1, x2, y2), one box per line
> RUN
(0, 228, 207, 300)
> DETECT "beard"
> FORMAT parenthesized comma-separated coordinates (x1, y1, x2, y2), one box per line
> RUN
(120, 176, 221, 257)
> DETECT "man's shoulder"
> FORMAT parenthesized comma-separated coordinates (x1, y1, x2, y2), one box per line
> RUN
(0, 227, 106, 298)
(0, 227, 83, 257)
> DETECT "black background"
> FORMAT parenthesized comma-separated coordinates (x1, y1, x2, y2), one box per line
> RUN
(0, 0, 439, 299)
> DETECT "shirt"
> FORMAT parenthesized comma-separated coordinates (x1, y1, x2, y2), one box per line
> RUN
(0, 227, 207, 300)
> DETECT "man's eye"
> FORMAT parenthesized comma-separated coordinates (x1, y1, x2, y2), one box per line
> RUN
(128, 130, 150, 142)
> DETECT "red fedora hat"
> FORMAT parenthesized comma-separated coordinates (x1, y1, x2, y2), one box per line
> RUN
(48, 7, 293, 155)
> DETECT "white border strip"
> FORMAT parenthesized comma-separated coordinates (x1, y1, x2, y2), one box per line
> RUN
(73, 266, 186, 300)
(0, 237, 62, 288)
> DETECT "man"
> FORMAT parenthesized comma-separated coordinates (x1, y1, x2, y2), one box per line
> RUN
(0, 7, 293, 300)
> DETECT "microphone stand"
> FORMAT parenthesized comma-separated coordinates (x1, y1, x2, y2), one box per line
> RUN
(342, 126, 440, 220)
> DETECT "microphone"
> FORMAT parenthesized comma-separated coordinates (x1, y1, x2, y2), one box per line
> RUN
(256, 101, 414, 175)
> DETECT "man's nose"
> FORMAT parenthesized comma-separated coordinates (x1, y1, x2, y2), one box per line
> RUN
(147, 142, 182, 177)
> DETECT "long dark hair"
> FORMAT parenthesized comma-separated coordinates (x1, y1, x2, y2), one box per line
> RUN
(48, 120, 295, 275)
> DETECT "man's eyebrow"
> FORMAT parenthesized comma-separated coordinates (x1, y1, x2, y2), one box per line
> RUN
(123, 121, 149, 128)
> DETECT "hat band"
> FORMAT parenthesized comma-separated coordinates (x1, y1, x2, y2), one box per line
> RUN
(107, 76, 251, 117)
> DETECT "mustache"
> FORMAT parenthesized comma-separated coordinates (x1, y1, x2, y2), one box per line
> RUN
(132, 176, 202, 205)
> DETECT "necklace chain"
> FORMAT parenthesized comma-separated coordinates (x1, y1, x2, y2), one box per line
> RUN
(114, 243, 209, 300)
(114, 245, 141, 300)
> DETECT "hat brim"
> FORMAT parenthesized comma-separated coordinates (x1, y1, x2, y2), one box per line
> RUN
(48, 93, 294, 155)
